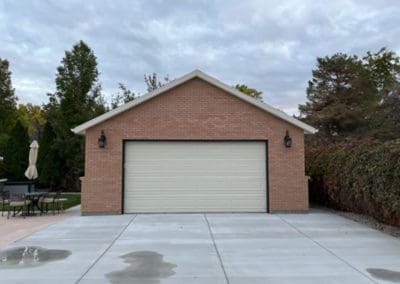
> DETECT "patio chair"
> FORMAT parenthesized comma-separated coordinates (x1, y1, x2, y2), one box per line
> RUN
(0, 181, 8, 216)
(39, 191, 65, 215)
(0, 190, 10, 217)
(56, 196, 68, 213)
(7, 193, 31, 219)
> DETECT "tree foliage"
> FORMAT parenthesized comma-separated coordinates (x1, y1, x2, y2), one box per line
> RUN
(235, 84, 263, 100)
(368, 82, 400, 140)
(143, 73, 265, 102)
(303, 48, 400, 226)
(3, 120, 30, 181)
(111, 83, 137, 109)
(17, 103, 45, 140)
(52, 40, 106, 126)
(144, 73, 169, 92)
(37, 121, 62, 189)
(299, 48, 400, 141)
(0, 58, 17, 152)
(47, 41, 106, 190)
(363, 47, 400, 96)
(307, 140, 400, 226)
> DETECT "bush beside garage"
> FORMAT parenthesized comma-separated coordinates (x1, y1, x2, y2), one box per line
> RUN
(307, 139, 400, 227)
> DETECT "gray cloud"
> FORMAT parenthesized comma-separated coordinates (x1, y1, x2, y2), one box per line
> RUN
(1, 0, 399, 114)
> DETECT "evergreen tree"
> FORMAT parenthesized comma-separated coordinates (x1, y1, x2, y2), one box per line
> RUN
(0, 58, 18, 152)
(37, 121, 62, 189)
(299, 53, 378, 139)
(3, 120, 30, 180)
(299, 48, 400, 141)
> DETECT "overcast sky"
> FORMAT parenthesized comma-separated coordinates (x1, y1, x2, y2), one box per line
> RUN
(1, 0, 399, 114)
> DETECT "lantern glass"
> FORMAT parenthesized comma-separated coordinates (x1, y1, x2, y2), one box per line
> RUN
(284, 131, 292, 148)
(98, 130, 106, 148)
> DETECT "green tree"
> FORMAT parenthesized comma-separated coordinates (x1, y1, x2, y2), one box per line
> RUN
(37, 121, 62, 189)
(363, 48, 400, 139)
(235, 84, 263, 100)
(3, 120, 30, 180)
(299, 53, 378, 139)
(363, 47, 400, 97)
(54, 41, 106, 124)
(111, 83, 137, 109)
(0, 58, 18, 152)
(371, 82, 400, 140)
(383, 84, 400, 136)
(17, 103, 45, 139)
(144, 73, 169, 92)
(50, 40, 106, 190)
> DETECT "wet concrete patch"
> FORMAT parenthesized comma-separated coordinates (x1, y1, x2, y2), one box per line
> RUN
(0, 246, 71, 268)
(367, 268, 400, 283)
(106, 251, 177, 284)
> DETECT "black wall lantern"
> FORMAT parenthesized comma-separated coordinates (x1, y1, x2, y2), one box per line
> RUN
(284, 130, 292, 148)
(98, 130, 106, 148)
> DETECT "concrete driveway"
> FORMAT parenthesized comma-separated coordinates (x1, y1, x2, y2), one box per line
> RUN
(1, 211, 400, 284)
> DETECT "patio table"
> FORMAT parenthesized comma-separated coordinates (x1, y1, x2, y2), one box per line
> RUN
(24, 192, 48, 215)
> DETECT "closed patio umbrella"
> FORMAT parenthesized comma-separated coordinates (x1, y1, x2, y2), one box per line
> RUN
(24, 140, 39, 180)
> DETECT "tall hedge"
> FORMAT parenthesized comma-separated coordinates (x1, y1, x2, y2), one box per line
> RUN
(3, 120, 30, 181)
(37, 121, 62, 190)
(306, 139, 400, 226)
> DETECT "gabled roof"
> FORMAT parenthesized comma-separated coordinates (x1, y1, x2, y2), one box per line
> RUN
(71, 70, 317, 135)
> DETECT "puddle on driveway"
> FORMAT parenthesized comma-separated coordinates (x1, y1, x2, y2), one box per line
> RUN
(367, 268, 400, 283)
(0, 246, 71, 268)
(106, 251, 177, 284)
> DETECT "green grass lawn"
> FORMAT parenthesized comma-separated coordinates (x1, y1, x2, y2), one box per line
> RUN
(1, 193, 81, 212)
(60, 193, 81, 210)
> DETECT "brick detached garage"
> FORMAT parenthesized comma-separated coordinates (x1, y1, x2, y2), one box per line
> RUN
(72, 70, 317, 215)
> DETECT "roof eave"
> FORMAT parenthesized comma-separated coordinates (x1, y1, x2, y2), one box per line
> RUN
(71, 69, 318, 135)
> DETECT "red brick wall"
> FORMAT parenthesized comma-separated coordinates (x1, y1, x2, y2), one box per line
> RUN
(82, 78, 308, 214)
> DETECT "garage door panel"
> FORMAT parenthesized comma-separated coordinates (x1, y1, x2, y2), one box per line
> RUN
(126, 189, 265, 196)
(125, 171, 263, 178)
(125, 143, 262, 158)
(124, 141, 267, 213)
(125, 153, 261, 160)
(127, 193, 265, 198)
(125, 169, 264, 177)
(127, 198, 266, 213)
(125, 160, 264, 172)
(127, 178, 264, 189)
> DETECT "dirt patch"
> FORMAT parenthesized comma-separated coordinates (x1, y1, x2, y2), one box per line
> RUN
(106, 250, 177, 284)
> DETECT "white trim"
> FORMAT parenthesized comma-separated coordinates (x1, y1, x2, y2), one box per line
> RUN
(71, 69, 317, 135)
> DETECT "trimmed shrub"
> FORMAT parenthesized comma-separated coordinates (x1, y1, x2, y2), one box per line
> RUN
(307, 139, 400, 226)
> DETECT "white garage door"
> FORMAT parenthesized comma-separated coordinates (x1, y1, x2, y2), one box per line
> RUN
(124, 141, 267, 213)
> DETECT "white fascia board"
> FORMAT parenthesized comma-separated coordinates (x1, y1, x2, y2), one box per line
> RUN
(71, 70, 200, 135)
(71, 69, 317, 135)
(194, 71, 318, 134)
